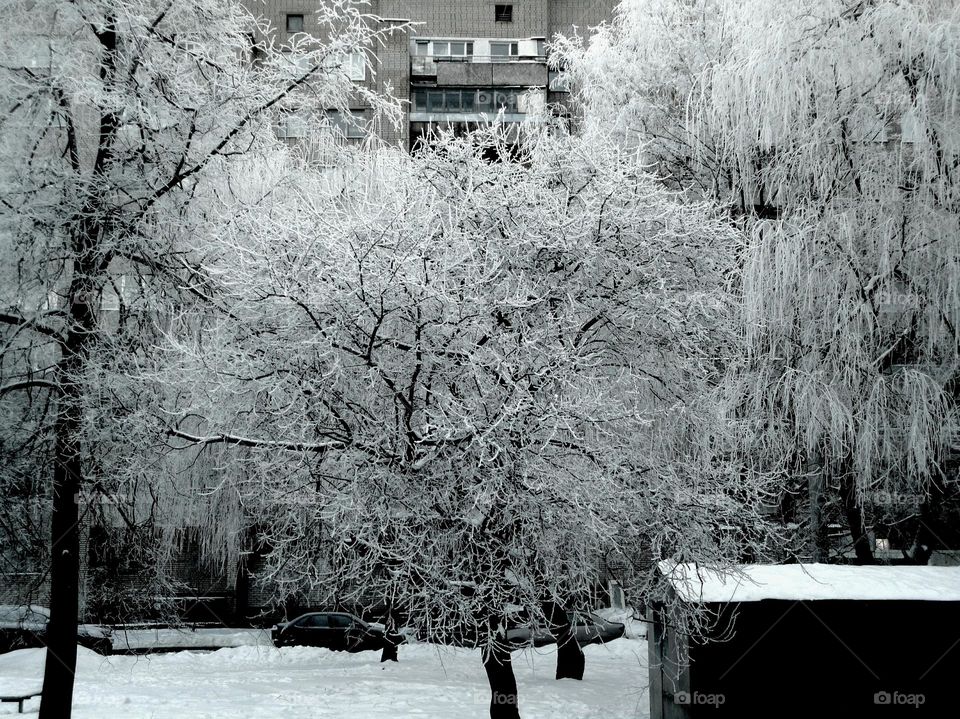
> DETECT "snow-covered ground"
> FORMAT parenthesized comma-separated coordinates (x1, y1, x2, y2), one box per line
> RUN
(0, 639, 649, 718)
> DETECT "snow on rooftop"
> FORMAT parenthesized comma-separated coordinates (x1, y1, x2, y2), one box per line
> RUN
(660, 561, 960, 603)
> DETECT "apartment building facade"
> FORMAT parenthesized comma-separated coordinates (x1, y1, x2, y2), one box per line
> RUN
(254, 1, 616, 148)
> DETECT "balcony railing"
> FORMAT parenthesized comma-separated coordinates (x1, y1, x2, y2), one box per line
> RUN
(411, 54, 547, 77)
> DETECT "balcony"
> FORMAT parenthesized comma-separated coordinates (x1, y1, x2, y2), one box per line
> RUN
(412, 55, 548, 87)
(409, 87, 545, 125)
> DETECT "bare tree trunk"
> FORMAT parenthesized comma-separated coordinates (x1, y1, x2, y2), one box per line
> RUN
(482, 636, 520, 719)
(234, 554, 250, 625)
(379, 637, 399, 662)
(840, 474, 874, 564)
(38, 437, 81, 719)
(543, 600, 583, 680)
(39, 284, 94, 719)
(807, 452, 831, 563)
(380, 603, 398, 662)
(905, 474, 945, 565)
(235, 525, 263, 624)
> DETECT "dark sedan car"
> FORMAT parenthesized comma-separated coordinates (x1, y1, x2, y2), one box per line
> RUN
(0, 605, 112, 655)
(506, 611, 625, 648)
(271, 612, 393, 652)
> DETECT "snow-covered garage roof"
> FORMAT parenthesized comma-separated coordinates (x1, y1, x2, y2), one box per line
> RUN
(660, 561, 960, 603)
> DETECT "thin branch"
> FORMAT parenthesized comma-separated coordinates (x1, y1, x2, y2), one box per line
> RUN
(0, 311, 63, 340)
(167, 427, 345, 453)
(0, 379, 59, 396)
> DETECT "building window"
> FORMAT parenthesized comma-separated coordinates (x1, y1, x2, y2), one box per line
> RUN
(275, 112, 309, 139)
(548, 69, 571, 92)
(495, 4, 513, 22)
(431, 41, 474, 57)
(340, 52, 366, 81)
(411, 88, 527, 114)
(490, 41, 519, 58)
(325, 110, 368, 140)
(281, 51, 315, 76)
(427, 91, 445, 112)
(286, 14, 304, 33)
(415, 40, 430, 55)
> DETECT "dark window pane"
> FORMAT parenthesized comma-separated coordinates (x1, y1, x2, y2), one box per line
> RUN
(446, 90, 461, 110)
(427, 91, 444, 111)
(495, 4, 513, 22)
(326, 111, 367, 139)
(286, 14, 304, 33)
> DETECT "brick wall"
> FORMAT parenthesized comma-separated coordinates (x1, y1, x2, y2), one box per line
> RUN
(254, 0, 613, 41)
(548, 0, 616, 38)
(378, 1, 549, 39)
(373, 23, 411, 146)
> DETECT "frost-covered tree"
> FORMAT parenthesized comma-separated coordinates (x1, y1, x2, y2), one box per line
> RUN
(561, 0, 960, 563)
(0, 1, 398, 716)
(156, 126, 775, 718)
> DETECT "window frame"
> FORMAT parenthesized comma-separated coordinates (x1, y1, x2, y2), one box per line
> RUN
(427, 90, 445, 112)
(444, 89, 462, 111)
(412, 88, 528, 115)
(494, 4, 513, 23)
(429, 40, 474, 57)
(489, 41, 519, 58)
(343, 51, 366, 81)
(274, 111, 309, 139)
(325, 110, 368, 140)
